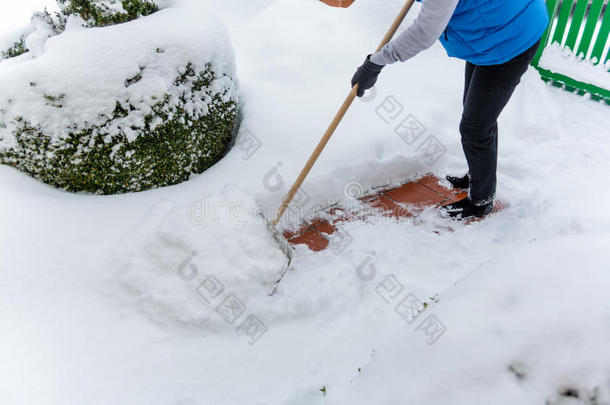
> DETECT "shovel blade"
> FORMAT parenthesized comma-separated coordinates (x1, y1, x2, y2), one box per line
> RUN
(262, 216, 293, 295)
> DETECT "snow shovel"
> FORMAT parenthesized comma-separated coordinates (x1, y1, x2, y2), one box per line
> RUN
(266, 0, 416, 293)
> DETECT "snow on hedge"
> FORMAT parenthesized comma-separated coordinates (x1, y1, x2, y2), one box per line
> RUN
(0, 6, 239, 194)
(1, 0, 160, 60)
(57, 0, 159, 27)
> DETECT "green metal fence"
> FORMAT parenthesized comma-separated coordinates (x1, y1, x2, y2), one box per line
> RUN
(531, 0, 610, 104)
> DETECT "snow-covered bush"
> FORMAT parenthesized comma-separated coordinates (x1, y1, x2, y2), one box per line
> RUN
(1, 10, 65, 60)
(1, 38, 28, 60)
(0, 8, 239, 194)
(1, 0, 158, 60)
(57, 0, 159, 27)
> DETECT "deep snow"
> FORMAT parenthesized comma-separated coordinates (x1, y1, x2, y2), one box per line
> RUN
(1, 0, 610, 404)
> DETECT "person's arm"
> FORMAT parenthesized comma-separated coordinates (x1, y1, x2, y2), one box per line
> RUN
(370, 0, 460, 65)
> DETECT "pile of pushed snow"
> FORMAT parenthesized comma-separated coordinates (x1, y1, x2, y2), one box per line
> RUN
(107, 185, 369, 332)
(539, 42, 610, 89)
(0, 6, 239, 194)
(107, 186, 290, 330)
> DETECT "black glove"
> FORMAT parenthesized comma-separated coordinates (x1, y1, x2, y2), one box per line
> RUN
(351, 55, 384, 97)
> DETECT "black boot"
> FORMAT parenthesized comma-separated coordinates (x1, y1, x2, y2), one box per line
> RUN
(439, 196, 493, 219)
(446, 174, 469, 189)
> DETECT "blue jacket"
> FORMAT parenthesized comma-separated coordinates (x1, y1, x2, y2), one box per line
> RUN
(436, 0, 549, 65)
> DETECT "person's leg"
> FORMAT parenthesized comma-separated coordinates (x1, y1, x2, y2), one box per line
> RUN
(460, 42, 539, 205)
(463, 61, 476, 105)
(447, 62, 476, 190)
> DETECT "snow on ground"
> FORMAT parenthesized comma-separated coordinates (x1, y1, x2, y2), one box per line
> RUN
(1, 0, 610, 404)
(336, 234, 610, 404)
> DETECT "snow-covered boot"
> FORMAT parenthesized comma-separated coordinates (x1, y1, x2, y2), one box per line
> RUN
(446, 174, 469, 189)
(439, 196, 493, 219)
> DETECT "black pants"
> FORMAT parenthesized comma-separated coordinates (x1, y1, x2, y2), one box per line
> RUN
(460, 41, 540, 205)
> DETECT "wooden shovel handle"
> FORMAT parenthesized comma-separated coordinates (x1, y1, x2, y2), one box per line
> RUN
(273, 0, 416, 226)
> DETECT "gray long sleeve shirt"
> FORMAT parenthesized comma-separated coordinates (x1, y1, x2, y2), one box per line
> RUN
(370, 0, 460, 66)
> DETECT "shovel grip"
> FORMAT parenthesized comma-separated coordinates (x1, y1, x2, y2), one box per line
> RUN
(272, 0, 416, 226)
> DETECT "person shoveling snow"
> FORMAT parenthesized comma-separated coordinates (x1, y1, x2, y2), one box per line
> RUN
(264, 0, 549, 279)
(351, 0, 549, 219)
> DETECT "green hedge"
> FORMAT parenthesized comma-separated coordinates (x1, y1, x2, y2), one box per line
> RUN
(1, 38, 28, 59)
(58, 0, 158, 27)
(0, 64, 238, 194)
(1, 0, 159, 59)
(1, 1, 239, 194)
